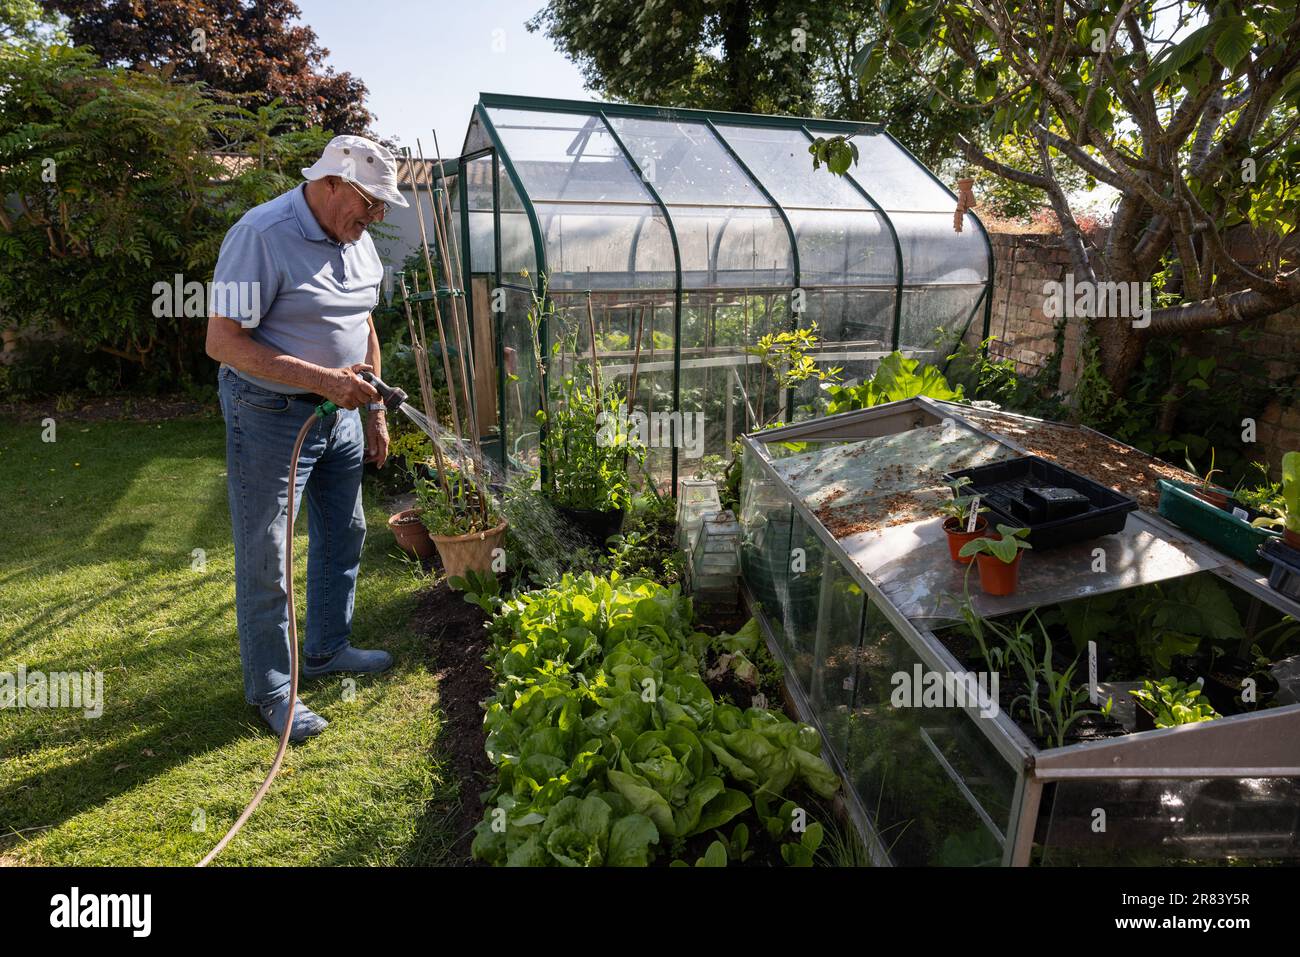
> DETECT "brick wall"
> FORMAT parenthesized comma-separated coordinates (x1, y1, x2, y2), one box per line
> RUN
(964, 226, 1300, 470)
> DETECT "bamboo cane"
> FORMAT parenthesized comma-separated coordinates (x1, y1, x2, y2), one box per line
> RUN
(398, 274, 453, 502)
(585, 290, 602, 406)
(402, 150, 464, 448)
(417, 138, 479, 450)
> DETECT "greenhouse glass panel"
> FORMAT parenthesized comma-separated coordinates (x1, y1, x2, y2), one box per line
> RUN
(891, 211, 988, 284)
(499, 286, 541, 468)
(606, 115, 775, 207)
(899, 284, 986, 358)
(484, 108, 651, 203)
(463, 154, 495, 274)
(848, 132, 955, 211)
(672, 206, 794, 288)
(497, 158, 535, 279)
(462, 109, 493, 155)
(788, 208, 896, 286)
(534, 202, 675, 290)
(712, 124, 872, 209)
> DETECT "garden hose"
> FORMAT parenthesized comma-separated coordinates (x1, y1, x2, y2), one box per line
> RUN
(198, 371, 407, 866)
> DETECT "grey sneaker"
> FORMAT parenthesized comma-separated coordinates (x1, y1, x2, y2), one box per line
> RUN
(303, 644, 394, 678)
(258, 696, 329, 743)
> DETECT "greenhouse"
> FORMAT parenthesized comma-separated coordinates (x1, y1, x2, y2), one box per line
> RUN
(436, 93, 992, 486)
(739, 398, 1300, 866)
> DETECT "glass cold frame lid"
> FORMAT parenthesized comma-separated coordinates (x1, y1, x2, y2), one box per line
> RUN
(765, 422, 1015, 539)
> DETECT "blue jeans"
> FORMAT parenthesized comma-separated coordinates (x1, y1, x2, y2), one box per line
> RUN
(217, 366, 367, 707)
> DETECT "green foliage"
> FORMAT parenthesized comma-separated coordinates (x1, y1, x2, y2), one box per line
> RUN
(413, 468, 501, 538)
(448, 568, 502, 611)
(607, 492, 685, 585)
(808, 135, 859, 175)
(0, 42, 329, 391)
(1130, 678, 1221, 729)
(937, 476, 988, 525)
(823, 351, 963, 415)
(958, 524, 1030, 564)
(544, 374, 643, 511)
(1250, 452, 1300, 535)
(471, 574, 839, 866)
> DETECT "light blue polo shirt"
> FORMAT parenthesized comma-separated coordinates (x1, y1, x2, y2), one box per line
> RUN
(209, 183, 383, 394)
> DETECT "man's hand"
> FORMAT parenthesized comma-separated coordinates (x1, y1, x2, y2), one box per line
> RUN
(364, 411, 389, 468)
(320, 362, 381, 410)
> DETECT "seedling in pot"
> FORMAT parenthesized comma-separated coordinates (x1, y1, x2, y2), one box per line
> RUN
(959, 524, 1031, 596)
(1185, 448, 1230, 508)
(939, 476, 990, 563)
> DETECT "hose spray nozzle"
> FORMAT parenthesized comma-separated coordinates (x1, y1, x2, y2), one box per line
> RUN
(358, 370, 409, 414)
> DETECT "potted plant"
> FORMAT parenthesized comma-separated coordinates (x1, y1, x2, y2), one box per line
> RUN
(958, 524, 1031, 596)
(938, 476, 989, 563)
(1251, 451, 1300, 550)
(388, 506, 435, 559)
(415, 467, 507, 580)
(1185, 448, 1230, 508)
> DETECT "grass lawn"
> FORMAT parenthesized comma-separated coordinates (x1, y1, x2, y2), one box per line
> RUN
(0, 411, 461, 866)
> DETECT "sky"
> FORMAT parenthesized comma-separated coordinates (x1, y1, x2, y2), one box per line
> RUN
(294, 0, 592, 156)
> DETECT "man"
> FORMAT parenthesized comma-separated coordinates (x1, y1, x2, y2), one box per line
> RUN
(205, 135, 409, 741)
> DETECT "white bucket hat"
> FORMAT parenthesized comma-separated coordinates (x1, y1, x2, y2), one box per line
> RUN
(301, 134, 410, 208)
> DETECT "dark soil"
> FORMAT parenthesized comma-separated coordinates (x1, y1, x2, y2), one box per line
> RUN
(411, 579, 494, 865)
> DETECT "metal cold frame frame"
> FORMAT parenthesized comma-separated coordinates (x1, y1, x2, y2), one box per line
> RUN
(739, 398, 1300, 866)
(444, 93, 994, 487)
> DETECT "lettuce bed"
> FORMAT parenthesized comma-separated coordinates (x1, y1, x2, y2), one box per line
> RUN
(471, 573, 841, 866)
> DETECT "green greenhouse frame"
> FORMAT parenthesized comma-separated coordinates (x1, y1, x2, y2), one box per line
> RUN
(435, 93, 994, 489)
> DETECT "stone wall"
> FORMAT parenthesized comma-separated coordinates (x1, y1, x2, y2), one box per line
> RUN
(963, 226, 1300, 470)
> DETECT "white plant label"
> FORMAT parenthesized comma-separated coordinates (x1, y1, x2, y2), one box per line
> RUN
(1088, 640, 1099, 705)
(965, 496, 981, 533)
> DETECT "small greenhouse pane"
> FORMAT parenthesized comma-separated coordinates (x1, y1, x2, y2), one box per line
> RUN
(485, 108, 651, 203)
(712, 124, 873, 209)
(898, 284, 985, 359)
(533, 202, 675, 290)
(462, 109, 493, 155)
(845, 597, 1017, 865)
(848, 132, 955, 211)
(739, 444, 793, 648)
(777, 511, 824, 695)
(1038, 778, 1300, 865)
(891, 211, 988, 284)
(500, 287, 541, 469)
(789, 208, 897, 286)
(672, 206, 794, 288)
(808, 558, 866, 758)
(801, 287, 895, 350)
(464, 154, 495, 274)
(607, 115, 773, 207)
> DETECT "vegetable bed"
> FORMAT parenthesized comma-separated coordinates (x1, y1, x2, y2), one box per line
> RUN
(468, 573, 844, 867)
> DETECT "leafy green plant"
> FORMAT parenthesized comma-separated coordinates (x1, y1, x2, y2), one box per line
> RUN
(470, 574, 840, 867)
(779, 822, 824, 867)
(543, 373, 643, 511)
(958, 524, 1030, 563)
(1185, 447, 1226, 497)
(414, 467, 502, 538)
(448, 568, 501, 611)
(745, 324, 842, 427)
(937, 476, 989, 526)
(1130, 678, 1221, 728)
(1250, 451, 1299, 536)
(823, 351, 964, 416)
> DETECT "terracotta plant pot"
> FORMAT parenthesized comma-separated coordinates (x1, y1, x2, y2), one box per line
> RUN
(432, 521, 508, 580)
(1284, 528, 1300, 550)
(975, 550, 1023, 596)
(1190, 487, 1230, 509)
(388, 508, 435, 559)
(943, 515, 988, 564)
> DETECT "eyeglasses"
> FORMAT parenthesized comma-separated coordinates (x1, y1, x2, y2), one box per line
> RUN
(343, 178, 388, 217)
